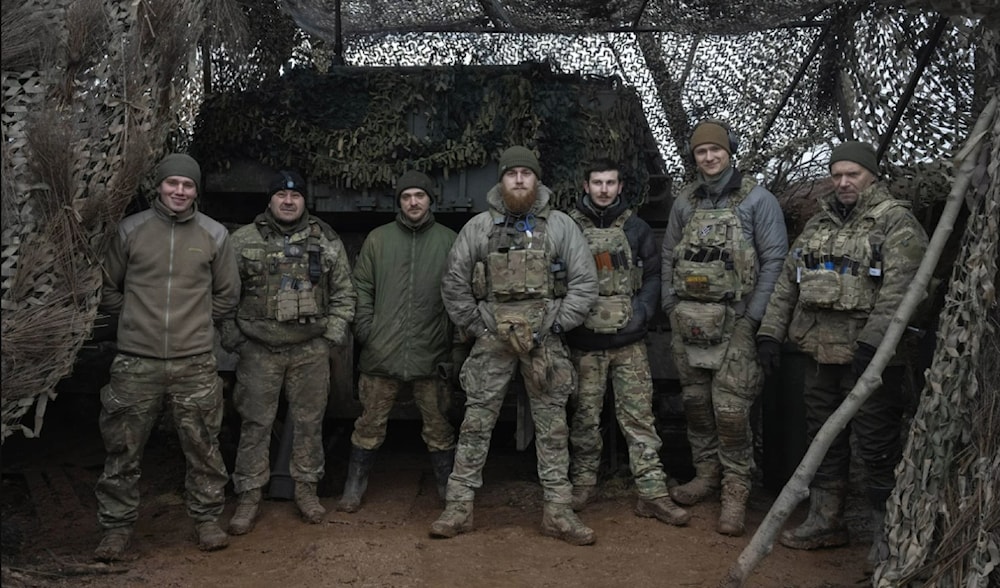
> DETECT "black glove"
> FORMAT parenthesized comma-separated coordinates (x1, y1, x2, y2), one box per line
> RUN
(852, 342, 877, 377)
(756, 336, 782, 376)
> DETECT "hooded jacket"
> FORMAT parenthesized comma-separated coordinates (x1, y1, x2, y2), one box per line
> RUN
(101, 198, 240, 359)
(566, 194, 660, 351)
(353, 210, 457, 380)
(758, 183, 928, 364)
(441, 183, 598, 337)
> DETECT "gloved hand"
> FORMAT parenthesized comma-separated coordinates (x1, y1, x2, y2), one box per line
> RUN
(756, 336, 782, 376)
(852, 342, 877, 377)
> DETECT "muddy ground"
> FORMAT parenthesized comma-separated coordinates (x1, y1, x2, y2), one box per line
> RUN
(1, 393, 874, 588)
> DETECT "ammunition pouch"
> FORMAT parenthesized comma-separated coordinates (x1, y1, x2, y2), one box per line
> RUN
(488, 247, 549, 301)
(673, 301, 733, 370)
(583, 294, 632, 334)
(799, 269, 875, 311)
(275, 287, 300, 322)
(673, 257, 739, 302)
(495, 299, 547, 355)
(472, 261, 488, 300)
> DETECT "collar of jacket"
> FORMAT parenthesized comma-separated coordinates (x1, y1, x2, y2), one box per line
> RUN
(693, 165, 741, 201)
(152, 197, 198, 222)
(395, 209, 435, 232)
(257, 208, 311, 238)
(576, 193, 626, 228)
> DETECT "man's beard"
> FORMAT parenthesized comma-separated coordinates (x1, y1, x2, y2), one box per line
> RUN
(501, 184, 537, 214)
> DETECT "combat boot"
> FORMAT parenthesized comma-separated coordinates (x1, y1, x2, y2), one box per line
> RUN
(228, 488, 261, 535)
(93, 527, 132, 562)
(570, 485, 598, 512)
(195, 521, 229, 551)
(717, 483, 750, 536)
(541, 502, 596, 546)
(779, 484, 849, 550)
(670, 463, 721, 506)
(428, 449, 455, 502)
(635, 495, 690, 526)
(337, 445, 377, 513)
(295, 481, 326, 524)
(429, 501, 473, 538)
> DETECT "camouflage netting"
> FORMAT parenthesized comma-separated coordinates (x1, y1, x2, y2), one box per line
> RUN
(1, 0, 998, 583)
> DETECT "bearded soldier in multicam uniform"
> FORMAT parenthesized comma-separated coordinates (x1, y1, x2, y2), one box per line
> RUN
(661, 120, 788, 536)
(565, 158, 689, 527)
(430, 146, 599, 545)
(757, 141, 928, 568)
(222, 170, 356, 534)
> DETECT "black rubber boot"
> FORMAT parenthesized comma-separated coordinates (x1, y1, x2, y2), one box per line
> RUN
(337, 445, 377, 513)
(429, 449, 455, 501)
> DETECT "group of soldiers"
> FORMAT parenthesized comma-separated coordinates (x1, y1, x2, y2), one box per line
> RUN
(92, 121, 928, 572)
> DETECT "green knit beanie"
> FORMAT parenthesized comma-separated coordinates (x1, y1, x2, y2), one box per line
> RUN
(498, 146, 541, 180)
(155, 153, 201, 193)
(395, 170, 436, 202)
(830, 141, 879, 176)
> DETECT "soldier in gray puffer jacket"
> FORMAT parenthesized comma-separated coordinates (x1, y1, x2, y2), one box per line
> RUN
(430, 146, 599, 546)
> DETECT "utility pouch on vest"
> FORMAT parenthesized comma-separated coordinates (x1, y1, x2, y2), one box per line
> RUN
(494, 299, 547, 354)
(551, 259, 568, 298)
(584, 294, 632, 334)
(798, 269, 841, 309)
(488, 248, 548, 301)
(297, 280, 318, 321)
(673, 258, 735, 301)
(674, 301, 732, 369)
(275, 276, 299, 322)
(838, 274, 876, 311)
(472, 261, 487, 300)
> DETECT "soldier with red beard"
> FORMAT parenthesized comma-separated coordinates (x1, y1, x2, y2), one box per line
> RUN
(431, 146, 599, 545)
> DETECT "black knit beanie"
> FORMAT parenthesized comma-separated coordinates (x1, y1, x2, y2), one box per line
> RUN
(268, 170, 307, 197)
(395, 170, 436, 202)
(830, 141, 879, 176)
(498, 146, 541, 180)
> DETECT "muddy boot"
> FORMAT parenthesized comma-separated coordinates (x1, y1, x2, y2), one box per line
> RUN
(779, 484, 849, 550)
(429, 501, 473, 538)
(228, 488, 261, 536)
(717, 484, 750, 536)
(635, 496, 690, 526)
(295, 481, 326, 524)
(541, 502, 596, 546)
(195, 521, 229, 552)
(337, 445, 377, 513)
(93, 527, 132, 562)
(570, 485, 598, 512)
(428, 449, 455, 502)
(669, 463, 721, 506)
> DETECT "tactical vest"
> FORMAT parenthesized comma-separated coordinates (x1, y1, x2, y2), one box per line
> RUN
(570, 208, 641, 333)
(480, 213, 556, 303)
(236, 221, 327, 323)
(793, 199, 899, 312)
(672, 178, 758, 303)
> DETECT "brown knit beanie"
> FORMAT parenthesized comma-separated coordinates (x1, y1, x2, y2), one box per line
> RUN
(155, 153, 201, 193)
(689, 122, 732, 155)
(395, 170, 436, 202)
(498, 146, 541, 180)
(830, 141, 879, 176)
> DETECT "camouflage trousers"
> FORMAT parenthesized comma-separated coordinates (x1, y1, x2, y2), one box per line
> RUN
(231, 338, 329, 494)
(350, 373, 456, 452)
(569, 342, 669, 499)
(803, 358, 906, 498)
(447, 331, 576, 504)
(95, 352, 227, 529)
(670, 315, 763, 489)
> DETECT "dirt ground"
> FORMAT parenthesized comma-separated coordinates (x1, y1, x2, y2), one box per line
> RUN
(1, 395, 874, 588)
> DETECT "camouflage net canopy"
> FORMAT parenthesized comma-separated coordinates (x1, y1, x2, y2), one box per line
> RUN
(193, 64, 664, 211)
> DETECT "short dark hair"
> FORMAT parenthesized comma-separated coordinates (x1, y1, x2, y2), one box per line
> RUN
(584, 158, 621, 181)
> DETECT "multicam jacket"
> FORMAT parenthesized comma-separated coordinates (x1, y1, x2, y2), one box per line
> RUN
(101, 198, 240, 359)
(228, 210, 356, 349)
(758, 182, 928, 364)
(441, 183, 598, 337)
(353, 210, 457, 381)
